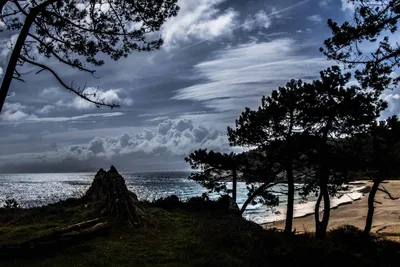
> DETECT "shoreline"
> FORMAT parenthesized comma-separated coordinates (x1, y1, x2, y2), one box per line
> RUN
(263, 194, 365, 227)
(262, 180, 400, 241)
(256, 182, 368, 225)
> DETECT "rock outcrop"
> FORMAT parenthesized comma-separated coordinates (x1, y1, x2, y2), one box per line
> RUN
(84, 166, 147, 227)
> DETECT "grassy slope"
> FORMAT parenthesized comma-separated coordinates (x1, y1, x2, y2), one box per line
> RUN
(0, 200, 400, 267)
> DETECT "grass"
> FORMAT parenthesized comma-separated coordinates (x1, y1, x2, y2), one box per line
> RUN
(0, 197, 399, 267)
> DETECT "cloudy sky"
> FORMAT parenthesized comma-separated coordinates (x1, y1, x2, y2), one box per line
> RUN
(0, 0, 396, 173)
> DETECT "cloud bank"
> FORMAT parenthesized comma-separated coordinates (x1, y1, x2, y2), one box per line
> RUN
(0, 119, 231, 172)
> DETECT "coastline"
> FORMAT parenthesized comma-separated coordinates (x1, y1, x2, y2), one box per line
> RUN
(247, 182, 367, 225)
(263, 180, 400, 241)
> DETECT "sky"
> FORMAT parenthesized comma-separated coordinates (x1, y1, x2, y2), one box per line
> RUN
(0, 0, 398, 173)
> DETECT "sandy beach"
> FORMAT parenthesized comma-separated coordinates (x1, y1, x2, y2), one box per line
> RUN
(264, 180, 400, 241)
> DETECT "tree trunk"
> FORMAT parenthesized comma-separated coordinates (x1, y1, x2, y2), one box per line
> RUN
(319, 185, 330, 238)
(83, 166, 148, 227)
(0, 0, 58, 113)
(0, 11, 36, 113)
(284, 165, 294, 234)
(232, 169, 237, 203)
(315, 120, 332, 239)
(314, 192, 323, 233)
(364, 179, 380, 234)
(240, 182, 279, 214)
(315, 179, 330, 239)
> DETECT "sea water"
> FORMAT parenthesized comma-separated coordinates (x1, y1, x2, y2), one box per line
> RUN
(0, 172, 366, 224)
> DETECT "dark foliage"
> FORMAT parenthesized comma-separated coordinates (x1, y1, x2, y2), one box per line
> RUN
(228, 79, 311, 233)
(185, 149, 240, 196)
(322, 0, 400, 93)
(346, 116, 400, 233)
(150, 194, 239, 214)
(0, 0, 179, 111)
(1, 192, 400, 266)
(3, 199, 19, 209)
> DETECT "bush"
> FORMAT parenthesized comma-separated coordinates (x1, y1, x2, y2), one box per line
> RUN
(152, 195, 181, 210)
(151, 194, 236, 213)
(3, 199, 19, 209)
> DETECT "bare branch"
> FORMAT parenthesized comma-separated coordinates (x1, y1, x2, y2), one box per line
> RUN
(378, 185, 400, 200)
(27, 33, 98, 76)
(19, 55, 119, 109)
(12, 76, 25, 83)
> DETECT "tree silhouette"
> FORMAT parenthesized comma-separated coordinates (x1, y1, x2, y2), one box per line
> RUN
(321, 0, 400, 93)
(228, 79, 308, 234)
(298, 66, 384, 238)
(349, 116, 400, 234)
(185, 148, 281, 214)
(185, 149, 241, 203)
(237, 146, 286, 215)
(0, 0, 179, 112)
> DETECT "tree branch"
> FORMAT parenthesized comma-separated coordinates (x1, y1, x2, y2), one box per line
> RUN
(240, 181, 284, 214)
(19, 55, 119, 108)
(378, 185, 400, 200)
(27, 33, 97, 76)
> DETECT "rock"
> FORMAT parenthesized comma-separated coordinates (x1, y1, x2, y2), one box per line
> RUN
(83, 166, 147, 227)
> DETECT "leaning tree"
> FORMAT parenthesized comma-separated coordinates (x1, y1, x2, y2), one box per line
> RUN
(321, 0, 400, 93)
(298, 66, 385, 238)
(185, 147, 284, 215)
(228, 79, 308, 234)
(349, 116, 400, 234)
(0, 0, 179, 112)
(185, 149, 242, 203)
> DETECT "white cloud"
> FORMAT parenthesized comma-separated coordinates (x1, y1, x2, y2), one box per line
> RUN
(37, 105, 55, 115)
(319, 0, 331, 7)
(243, 10, 272, 31)
(187, 8, 239, 39)
(0, 34, 18, 58)
(0, 110, 124, 124)
(87, 118, 229, 156)
(55, 88, 133, 110)
(161, 0, 239, 49)
(341, 0, 355, 12)
(383, 93, 400, 114)
(0, 118, 232, 172)
(88, 138, 105, 154)
(307, 15, 323, 23)
(0, 102, 37, 122)
(39, 87, 61, 98)
(172, 38, 329, 111)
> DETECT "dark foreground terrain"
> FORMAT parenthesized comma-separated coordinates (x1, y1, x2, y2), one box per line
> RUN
(0, 196, 399, 267)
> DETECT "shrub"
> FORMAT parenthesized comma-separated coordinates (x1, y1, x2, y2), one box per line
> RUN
(3, 199, 19, 209)
(152, 195, 182, 210)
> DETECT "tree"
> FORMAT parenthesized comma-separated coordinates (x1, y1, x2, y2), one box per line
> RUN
(185, 148, 282, 215)
(349, 116, 400, 234)
(237, 146, 285, 215)
(321, 0, 400, 93)
(298, 66, 384, 238)
(185, 149, 241, 203)
(228, 80, 307, 234)
(0, 0, 179, 112)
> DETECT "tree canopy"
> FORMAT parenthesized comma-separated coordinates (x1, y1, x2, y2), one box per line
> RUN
(322, 0, 400, 92)
(0, 0, 180, 112)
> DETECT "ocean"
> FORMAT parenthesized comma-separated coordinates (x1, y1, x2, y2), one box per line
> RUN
(0, 172, 366, 224)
